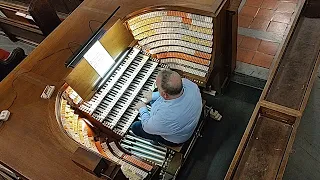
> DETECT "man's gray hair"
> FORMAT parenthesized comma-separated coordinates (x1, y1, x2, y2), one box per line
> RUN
(158, 69, 183, 95)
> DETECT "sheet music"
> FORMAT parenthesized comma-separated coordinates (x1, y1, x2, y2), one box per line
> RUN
(84, 41, 115, 77)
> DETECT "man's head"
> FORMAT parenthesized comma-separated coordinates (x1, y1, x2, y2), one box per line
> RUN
(156, 69, 183, 100)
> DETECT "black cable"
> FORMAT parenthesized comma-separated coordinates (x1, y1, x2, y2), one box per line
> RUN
(5, 44, 80, 110)
(88, 20, 103, 33)
(68, 41, 82, 55)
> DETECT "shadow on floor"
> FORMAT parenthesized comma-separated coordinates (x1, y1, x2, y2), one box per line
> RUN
(177, 82, 261, 180)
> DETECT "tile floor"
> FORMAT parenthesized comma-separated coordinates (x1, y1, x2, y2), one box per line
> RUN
(236, 0, 301, 72)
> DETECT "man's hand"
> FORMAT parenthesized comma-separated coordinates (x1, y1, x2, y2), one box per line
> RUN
(141, 89, 153, 103)
(133, 101, 146, 110)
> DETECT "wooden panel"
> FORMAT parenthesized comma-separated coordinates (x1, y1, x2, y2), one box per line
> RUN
(72, 147, 105, 175)
(233, 116, 292, 180)
(259, 100, 301, 125)
(0, 17, 44, 43)
(99, 19, 134, 59)
(1, 0, 82, 13)
(47, 0, 82, 13)
(226, 0, 239, 73)
(72, 147, 125, 178)
(259, 107, 296, 125)
(1, 8, 32, 24)
(65, 58, 100, 100)
(0, 75, 99, 180)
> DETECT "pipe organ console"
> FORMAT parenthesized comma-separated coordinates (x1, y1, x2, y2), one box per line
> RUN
(58, 46, 174, 179)
(55, 0, 232, 179)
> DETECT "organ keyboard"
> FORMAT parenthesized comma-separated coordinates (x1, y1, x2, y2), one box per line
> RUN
(79, 45, 165, 136)
(59, 43, 172, 178)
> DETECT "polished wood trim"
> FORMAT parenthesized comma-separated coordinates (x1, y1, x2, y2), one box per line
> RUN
(259, 100, 302, 118)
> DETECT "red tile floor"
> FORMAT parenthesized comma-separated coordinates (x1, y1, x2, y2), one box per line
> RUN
(237, 0, 300, 69)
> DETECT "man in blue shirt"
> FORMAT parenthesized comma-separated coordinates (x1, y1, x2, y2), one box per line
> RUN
(132, 69, 202, 146)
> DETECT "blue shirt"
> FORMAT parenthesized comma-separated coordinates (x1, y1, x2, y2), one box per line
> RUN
(138, 79, 202, 144)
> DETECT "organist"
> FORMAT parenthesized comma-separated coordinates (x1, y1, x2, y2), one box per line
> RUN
(132, 69, 202, 146)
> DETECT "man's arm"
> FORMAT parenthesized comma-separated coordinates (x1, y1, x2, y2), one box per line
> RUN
(138, 107, 171, 135)
(151, 91, 160, 100)
(150, 92, 160, 105)
(139, 106, 150, 123)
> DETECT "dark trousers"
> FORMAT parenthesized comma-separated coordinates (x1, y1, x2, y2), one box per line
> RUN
(131, 121, 181, 147)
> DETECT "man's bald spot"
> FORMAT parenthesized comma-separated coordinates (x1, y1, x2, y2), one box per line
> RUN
(167, 71, 182, 89)
(158, 69, 183, 95)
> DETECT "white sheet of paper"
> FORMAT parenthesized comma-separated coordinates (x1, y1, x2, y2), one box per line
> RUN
(84, 41, 115, 77)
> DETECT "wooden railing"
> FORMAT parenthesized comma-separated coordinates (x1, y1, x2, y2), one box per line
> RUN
(225, 0, 320, 179)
